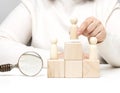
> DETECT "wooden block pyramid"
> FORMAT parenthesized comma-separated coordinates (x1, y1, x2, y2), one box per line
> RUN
(47, 18, 100, 78)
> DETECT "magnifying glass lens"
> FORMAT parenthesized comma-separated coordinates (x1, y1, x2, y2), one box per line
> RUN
(18, 52, 43, 76)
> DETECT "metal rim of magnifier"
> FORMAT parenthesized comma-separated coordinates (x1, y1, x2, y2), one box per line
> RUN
(18, 51, 43, 76)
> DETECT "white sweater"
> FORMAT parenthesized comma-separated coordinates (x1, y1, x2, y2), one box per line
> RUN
(0, 0, 119, 67)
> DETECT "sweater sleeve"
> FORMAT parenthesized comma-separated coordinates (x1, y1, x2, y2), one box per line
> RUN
(0, 3, 49, 68)
(97, 1, 120, 67)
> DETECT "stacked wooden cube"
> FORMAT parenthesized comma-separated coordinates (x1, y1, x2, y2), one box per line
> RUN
(64, 40, 83, 78)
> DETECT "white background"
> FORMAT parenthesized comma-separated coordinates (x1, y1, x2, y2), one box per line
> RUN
(0, 0, 20, 24)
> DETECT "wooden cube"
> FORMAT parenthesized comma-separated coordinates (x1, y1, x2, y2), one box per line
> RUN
(65, 60, 82, 78)
(47, 59, 64, 78)
(47, 60, 54, 78)
(83, 59, 100, 78)
(64, 40, 83, 60)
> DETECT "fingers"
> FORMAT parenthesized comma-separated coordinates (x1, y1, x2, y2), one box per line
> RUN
(77, 17, 93, 35)
(87, 20, 101, 34)
(82, 18, 101, 37)
(89, 24, 102, 37)
(96, 28, 106, 43)
(89, 23, 106, 43)
(77, 16, 106, 43)
(81, 20, 100, 37)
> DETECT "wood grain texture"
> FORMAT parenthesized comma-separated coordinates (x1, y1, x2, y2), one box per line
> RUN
(65, 60, 82, 78)
(64, 41, 83, 60)
(83, 59, 100, 78)
(47, 59, 64, 78)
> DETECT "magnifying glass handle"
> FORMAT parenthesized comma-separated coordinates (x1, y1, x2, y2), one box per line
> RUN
(0, 64, 14, 72)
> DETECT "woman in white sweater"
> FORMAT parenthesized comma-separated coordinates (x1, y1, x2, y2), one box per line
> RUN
(0, 0, 119, 67)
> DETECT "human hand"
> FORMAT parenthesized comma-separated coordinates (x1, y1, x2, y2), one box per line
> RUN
(77, 17, 106, 43)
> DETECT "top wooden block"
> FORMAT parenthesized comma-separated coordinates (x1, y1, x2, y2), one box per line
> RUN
(64, 40, 83, 60)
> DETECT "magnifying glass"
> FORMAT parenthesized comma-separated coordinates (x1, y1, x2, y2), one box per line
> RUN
(0, 51, 43, 76)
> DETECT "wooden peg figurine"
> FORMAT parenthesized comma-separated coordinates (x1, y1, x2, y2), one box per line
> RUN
(48, 38, 64, 78)
(70, 18, 78, 40)
(89, 37, 98, 60)
(83, 37, 100, 78)
(50, 38, 58, 59)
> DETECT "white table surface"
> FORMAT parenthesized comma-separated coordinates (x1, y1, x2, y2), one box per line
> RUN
(0, 64, 120, 93)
